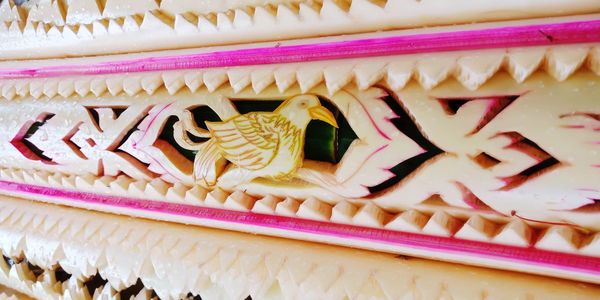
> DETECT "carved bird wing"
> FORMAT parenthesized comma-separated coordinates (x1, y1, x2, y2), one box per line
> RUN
(206, 112, 280, 171)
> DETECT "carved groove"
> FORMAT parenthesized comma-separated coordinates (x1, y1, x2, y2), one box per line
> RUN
(10, 113, 56, 164)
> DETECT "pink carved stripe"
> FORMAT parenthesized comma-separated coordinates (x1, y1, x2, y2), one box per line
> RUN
(1, 180, 600, 277)
(1, 20, 600, 79)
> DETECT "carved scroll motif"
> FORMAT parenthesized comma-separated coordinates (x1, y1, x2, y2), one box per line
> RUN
(0, 74, 598, 226)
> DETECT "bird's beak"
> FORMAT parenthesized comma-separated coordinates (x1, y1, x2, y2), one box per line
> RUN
(309, 106, 338, 128)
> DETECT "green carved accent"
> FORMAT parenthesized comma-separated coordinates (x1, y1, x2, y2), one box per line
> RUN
(233, 98, 357, 163)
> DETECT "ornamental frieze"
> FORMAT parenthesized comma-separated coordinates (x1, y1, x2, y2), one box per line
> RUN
(1, 72, 598, 230)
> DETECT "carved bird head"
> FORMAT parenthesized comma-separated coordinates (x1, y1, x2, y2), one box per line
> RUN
(275, 95, 338, 129)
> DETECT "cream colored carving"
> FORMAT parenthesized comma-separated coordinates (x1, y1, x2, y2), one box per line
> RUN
(195, 95, 338, 187)
(2, 165, 599, 260)
(103, 0, 159, 19)
(0, 45, 598, 101)
(24, 0, 66, 26)
(214, 86, 417, 200)
(0, 285, 28, 300)
(375, 71, 600, 227)
(0, 84, 412, 200)
(65, 0, 103, 25)
(0, 101, 154, 179)
(0, 196, 599, 300)
(0, 1, 597, 292)
(0, 66, 598, 230)
(0, 0, 598, 59)
(0, 1, 26, 23)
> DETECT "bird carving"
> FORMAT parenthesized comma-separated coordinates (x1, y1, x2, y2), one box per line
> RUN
(194, 95, 338, 187)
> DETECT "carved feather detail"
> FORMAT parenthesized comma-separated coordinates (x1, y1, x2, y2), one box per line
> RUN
(193, 95, 337, 187)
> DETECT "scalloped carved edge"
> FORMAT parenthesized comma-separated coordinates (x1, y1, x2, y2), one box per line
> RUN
(0, 45, 598, 101)
(1, 167, 599, 260)
(0, 195, 599, 300)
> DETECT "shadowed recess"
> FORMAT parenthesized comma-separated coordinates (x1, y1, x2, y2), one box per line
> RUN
(11, 113, 57, 164)
(498, 131, 562, 190)
(158, 106, 222, 161)
(160, 98, 358, 164)
(232, 97, 357, 163)
(368, 93, 444, 193)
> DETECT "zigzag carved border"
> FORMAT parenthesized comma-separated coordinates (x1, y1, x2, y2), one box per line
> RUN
(1, 19, 600, 79)
(0, 45, 598, 101)
(0, 195, 600, 299)
(1, 174, 600, 285)
(0, 0, 598, 59)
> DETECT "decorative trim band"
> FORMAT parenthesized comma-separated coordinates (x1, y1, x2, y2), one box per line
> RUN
(0, 45, 598, 101)
(1, 0, 598, 60)
(0, 13, 599, 288)
(1, 20, 599, 79)
(1, 196, 599, 299)
(0, 68, 598, 277)
(1, 178, 600, 284)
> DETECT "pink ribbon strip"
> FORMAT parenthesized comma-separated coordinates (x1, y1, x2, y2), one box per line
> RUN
(1, 180, 599, 277)
(1, 20, 599, 79)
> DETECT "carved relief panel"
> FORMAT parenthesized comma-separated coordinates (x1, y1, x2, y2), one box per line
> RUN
(0, 71, 598, 229)
(1, 0, 600, 293)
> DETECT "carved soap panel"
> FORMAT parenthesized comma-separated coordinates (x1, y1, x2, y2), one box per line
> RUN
(0, 71, 598, 230)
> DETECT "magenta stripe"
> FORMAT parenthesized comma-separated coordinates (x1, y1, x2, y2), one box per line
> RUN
(1, 20, 600, 79)
(1, 180, 599, 277)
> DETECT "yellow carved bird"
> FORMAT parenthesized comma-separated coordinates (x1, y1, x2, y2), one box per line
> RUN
(194, 95, 338, 187)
